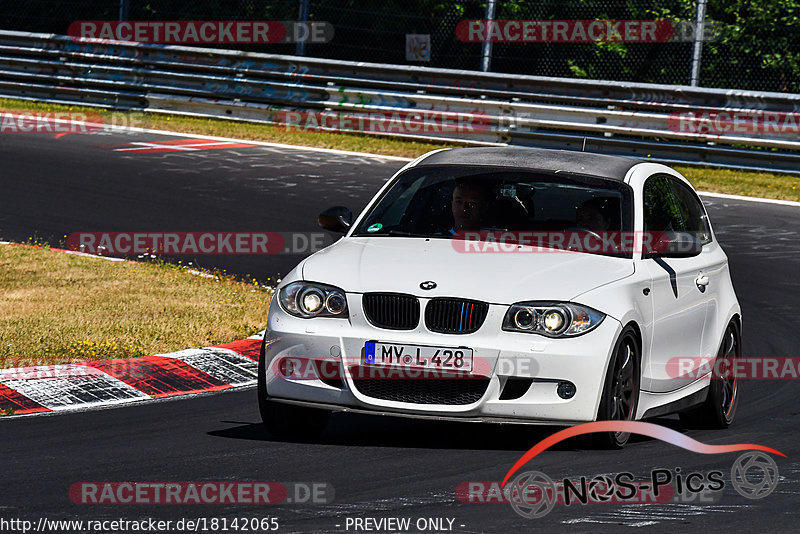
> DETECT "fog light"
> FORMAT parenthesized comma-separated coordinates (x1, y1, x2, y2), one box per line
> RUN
(557, 382, 576, 399)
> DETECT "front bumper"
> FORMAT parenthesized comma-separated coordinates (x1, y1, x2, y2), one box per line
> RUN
(263, 293, 622, 424)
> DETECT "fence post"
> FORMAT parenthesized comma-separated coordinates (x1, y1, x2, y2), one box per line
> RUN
(690, 0, 707, 86)
(480, 0, 496, 72)
(118, 0, 129, 22)
(296, 0, 310, 56)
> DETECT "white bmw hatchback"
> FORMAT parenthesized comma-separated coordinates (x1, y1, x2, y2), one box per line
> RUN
(258, 147, 741, 447)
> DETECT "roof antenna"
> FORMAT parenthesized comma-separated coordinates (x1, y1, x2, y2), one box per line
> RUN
(581, 136, 587, 152)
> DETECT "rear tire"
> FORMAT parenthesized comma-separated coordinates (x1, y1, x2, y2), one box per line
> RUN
(594, 326, 641, 449)
(679, 322, 740, 429)
(258, 336, 330, 439)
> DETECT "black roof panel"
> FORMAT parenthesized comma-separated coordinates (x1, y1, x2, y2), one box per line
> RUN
(416, 147, 647, 181)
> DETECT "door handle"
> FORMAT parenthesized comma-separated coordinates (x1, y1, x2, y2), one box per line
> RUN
(695, 274, 709, 292)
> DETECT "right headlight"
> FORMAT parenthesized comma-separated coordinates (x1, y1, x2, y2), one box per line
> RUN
(278, 281, 349, 318)
(502, 302, 605, 337)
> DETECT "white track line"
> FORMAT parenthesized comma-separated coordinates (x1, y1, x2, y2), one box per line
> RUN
(100, 123, 800, 207)
(113, 124, 413, 161)
(1, 112, 411, 161)
(3, 113, 797, 205)
(697, 191, 800, 207)
(114, 140, 252, 152)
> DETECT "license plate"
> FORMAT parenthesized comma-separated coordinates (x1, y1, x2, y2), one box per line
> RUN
(363, 341, 473, 372)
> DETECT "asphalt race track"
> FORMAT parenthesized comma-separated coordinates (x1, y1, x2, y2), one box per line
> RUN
(0, 129, 403, 280)
(2, 129, 800, 532)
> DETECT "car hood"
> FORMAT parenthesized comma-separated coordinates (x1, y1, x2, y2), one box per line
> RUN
(301, 237, 634, 304)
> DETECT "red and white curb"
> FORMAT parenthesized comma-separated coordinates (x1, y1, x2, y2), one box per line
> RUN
(0, 333, 265, 417)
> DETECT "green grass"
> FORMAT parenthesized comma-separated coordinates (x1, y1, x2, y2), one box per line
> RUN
(676, 165, 799, 201)
(4, 97, 797, 201)
(0, 243, 272, 367)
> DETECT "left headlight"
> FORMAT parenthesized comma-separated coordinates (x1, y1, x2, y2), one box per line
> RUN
(502, 302, 604, 337)
(278, 281, 349, 318)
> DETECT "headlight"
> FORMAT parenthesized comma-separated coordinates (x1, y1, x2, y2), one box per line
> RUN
(279, 281, 349, 318)
(502, 302, 604, 337)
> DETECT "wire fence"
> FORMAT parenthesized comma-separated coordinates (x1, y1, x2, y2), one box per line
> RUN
(1, 0, 797, 93)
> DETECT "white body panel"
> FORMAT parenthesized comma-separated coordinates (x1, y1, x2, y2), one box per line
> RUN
(302, 237, 634, 303)
(261, 153, 741, 424)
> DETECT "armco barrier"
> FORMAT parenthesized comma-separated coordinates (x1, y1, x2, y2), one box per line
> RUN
(0, 30, 799, 173)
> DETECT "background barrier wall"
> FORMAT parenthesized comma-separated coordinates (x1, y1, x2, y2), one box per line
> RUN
(1, 30, 798, 173)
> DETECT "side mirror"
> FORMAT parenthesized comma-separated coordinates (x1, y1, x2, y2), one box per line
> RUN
(318, 206, 353, 233)
(646, 231, 702, 259)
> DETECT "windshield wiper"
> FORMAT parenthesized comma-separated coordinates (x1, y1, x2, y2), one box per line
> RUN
(385, 230, 431, 237)
(352, 229, 437, 238)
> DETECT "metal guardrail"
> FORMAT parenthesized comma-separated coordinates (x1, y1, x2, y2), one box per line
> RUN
(1, 30, 799, 174)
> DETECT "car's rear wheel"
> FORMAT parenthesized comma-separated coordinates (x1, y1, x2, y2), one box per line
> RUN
(595, 326, 641, 449)
(258, 337, 330, 439)
(679, 321, 740, 429)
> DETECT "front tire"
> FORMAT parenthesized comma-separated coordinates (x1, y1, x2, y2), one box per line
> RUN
(595, 326, 641, 449)
(679, 322, 740, 429)
(258, 336, 330, 439)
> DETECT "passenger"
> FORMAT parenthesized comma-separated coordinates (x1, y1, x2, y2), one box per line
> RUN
(575, 198, 614, 232)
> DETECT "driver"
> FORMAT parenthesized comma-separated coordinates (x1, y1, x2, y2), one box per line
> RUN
(450, 180, 493, 234)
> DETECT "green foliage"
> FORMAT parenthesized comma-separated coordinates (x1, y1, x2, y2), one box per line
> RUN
(0, 0, 796, 91)
(703, 0, 800, 91)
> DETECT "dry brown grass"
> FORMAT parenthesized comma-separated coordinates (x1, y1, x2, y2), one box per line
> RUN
(675, 165, 800, 201)
(0, 244, 272, 367)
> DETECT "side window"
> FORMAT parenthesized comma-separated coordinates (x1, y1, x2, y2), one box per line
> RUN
(643, 175, 683, 233)
(667, 178, 713, 245)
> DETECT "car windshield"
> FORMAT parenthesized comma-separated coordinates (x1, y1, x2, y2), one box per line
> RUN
(352, 165, 634, 256)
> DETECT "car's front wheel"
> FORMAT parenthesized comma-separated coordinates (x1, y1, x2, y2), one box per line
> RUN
(679, 321, 740, 429)
(258, 337, 331, 439)
(595, 326, 641, 449)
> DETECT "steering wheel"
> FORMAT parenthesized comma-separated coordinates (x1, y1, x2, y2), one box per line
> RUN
(565, 227, 603, 241)
(562, 227, 611, 252)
